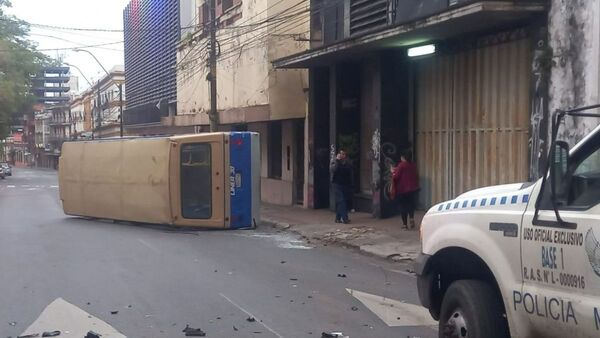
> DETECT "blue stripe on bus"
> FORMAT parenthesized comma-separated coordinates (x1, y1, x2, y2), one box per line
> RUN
(229, 132, 253, 229)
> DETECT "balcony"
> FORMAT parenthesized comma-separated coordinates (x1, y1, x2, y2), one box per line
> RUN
(33, 86, 70, 93)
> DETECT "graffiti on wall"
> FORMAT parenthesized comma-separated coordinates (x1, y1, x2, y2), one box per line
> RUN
(371, 128, 381, 162)
(381, 142, 397, 201)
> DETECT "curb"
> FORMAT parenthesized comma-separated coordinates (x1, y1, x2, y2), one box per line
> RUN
(260, 218, 410, 262)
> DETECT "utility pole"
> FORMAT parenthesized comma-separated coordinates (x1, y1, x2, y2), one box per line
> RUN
(118, 83, 124, 137)
(208, 0, 218, 132)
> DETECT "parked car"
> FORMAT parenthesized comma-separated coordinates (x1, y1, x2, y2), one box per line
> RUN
(0, 167, 4, 179)
(1, 162, 11, 176)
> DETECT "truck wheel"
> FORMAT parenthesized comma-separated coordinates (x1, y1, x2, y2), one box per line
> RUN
(439, 280, 509, 338)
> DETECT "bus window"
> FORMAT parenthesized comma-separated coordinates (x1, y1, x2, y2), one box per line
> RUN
(181, 143, 212, 219)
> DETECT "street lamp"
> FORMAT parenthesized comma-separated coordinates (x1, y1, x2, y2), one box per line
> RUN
(73, 48, 124, 138)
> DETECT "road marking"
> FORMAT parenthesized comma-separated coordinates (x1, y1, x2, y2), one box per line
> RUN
(346, 288, 437, 328)
(7, 185, 15, 188)
(219, 293, 284, 338)
(21, 298, 125, 337)
(138, 238, 159, 253)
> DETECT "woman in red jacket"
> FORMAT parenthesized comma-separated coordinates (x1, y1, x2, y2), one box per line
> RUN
(392, 150, 420, 229)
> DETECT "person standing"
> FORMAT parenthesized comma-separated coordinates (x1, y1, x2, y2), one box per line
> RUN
(331, 149, 353, 224)
(392, 150, 419, 229)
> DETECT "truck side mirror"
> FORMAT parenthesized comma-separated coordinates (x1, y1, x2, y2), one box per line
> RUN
(551, 140, 570, 202)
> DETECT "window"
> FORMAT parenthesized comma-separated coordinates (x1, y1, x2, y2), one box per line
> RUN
(199, 2, 209, 26)
(566, 146, 600, 208)
(222, 0, 233, 11)
(233, 123, 247, 131)
(268, 121, 282, 179)
(180, 143, 212, 219)
(543, 134, 600, 210)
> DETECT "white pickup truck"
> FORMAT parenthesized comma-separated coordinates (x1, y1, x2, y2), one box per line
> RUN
(417, 105, 600, 338)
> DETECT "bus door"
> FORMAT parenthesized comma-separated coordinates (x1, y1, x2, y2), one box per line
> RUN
(171, 134, 226, 228)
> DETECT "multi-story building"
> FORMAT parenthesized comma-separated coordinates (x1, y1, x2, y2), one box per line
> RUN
(122, 0, 181, 134)
(31, 66, 72, 169)
(92, 65, 126, 138)
(274, 0, 600, 218)
(273, 0, 545, 217)
(173, 0, 310, 206)
(69, 95, 85, 139)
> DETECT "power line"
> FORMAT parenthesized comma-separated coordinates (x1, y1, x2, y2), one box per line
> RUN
(0, 40, 124, 52)
(29, 33, 124, 52)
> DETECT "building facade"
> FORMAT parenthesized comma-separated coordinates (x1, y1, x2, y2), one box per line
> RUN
(123, 0, 181, 133)
(275, 0, 552, 217)
(173, 0, 309, 205)
(31, 66, 72, 169)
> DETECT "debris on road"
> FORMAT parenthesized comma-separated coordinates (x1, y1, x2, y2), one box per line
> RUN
(17, 334, 40, 338)
(321, 332, 349, 338)
(84, 331, 101, 338)
(182, 325, 206, 336)
(246, 317, 256, 322)
(280, 261, 286, 264)
(351, 306, 358, 311)
(110, 311, 119, 315)
(41, 332, 60, 337)
(289, 278, 298, 281)
(233, 325, 238, 331)
(337, 273, 347, 278)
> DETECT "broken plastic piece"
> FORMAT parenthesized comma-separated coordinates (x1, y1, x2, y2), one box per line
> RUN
(337, 274, 347, 278)
(182, 325, 206, 337)
(9, 321, 17, 326)
(84, 332, 101, 338)
(110, 311, 118, 315)
(321, 333, 348, 338)
(42, 332, 61, 337)
(246, 317, 256, 322)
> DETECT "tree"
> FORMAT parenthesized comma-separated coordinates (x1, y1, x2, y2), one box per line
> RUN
(0, 0, 51, 140)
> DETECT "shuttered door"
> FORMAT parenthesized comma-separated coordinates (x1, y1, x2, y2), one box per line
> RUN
(416, 38, 531, 207)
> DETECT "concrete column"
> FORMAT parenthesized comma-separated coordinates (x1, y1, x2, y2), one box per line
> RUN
(548, 0, 600, 144)
(329, 65, 338, 211)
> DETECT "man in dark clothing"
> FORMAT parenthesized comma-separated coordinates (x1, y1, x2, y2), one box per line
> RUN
(331, 149, 353, 224)
(392, 150, 420, 229)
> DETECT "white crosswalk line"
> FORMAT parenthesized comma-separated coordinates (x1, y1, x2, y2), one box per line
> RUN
(346, 288, 437, 328)
(21, 298, 126, 337)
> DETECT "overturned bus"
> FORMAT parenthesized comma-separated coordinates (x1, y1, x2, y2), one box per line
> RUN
(58, 132, 260, 229)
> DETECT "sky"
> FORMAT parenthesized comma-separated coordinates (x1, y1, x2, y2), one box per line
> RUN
(6, 0, 131, 93)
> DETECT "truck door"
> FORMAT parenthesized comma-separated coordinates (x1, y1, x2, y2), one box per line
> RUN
(519, 131, 600, 337)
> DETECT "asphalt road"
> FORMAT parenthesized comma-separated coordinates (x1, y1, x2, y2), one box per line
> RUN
(0, 168, 437, 338)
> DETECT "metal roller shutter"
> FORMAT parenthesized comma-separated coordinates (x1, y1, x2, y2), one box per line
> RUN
(416, 38, 531, 208)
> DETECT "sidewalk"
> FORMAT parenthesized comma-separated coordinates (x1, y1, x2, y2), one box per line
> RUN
(260, 204, 424, 264)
